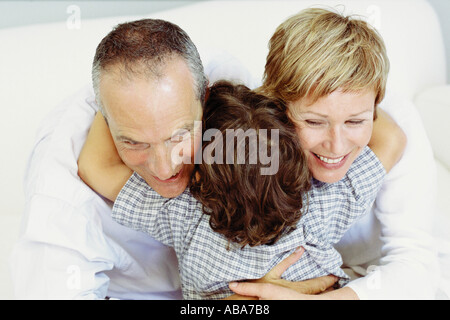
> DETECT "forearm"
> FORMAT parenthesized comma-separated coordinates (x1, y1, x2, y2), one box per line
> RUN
(345, 98, 439, 299)
(350, 174, 438, 299)
(369, 108, 407, 173)
(319, 286, 359, 300)
(80, 163, 132, 202)
(78, 112, 132, 201)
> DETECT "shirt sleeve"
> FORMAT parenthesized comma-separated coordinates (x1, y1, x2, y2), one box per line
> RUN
(343, 97, 440, 299)
(344, 146, 386, 212)
(9, 86, 118, 299)
(112, 172, 182, 248)
(10, 194, 119, 299)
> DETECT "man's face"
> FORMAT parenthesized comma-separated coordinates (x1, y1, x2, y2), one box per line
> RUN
(100, 58, 203, 198)
(288, 89, 375, 183)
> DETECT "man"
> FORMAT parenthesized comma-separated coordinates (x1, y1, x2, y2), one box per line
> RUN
(87, 19, 207, 200)
(11, 18, 334, 299)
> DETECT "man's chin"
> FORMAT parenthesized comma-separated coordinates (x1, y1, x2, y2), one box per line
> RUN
(146, 172, 191, 198)
(145, 178, 188, 198)
(154, 186, 187, 199)
(138, 164, 194, 198)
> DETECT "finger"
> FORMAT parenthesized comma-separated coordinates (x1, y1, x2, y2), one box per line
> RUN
(265, 247, 305, 279)
(296, 275, 338, 294)
(229, 282, 303, 300)
(229, 282, 276, 299)
(223, 293, 258, 300)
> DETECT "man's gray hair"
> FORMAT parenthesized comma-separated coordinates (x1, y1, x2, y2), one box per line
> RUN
(92, 19, 208, 115)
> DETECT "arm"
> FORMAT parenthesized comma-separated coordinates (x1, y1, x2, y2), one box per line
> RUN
(77, 112, 132, 202)
(368, 108, 407, 173)
(229, 282, 358, 300)
(10, 87, 123, 299)
(227, 247, 342, 300)
(342, 99, 439, 299)
(11, 195, 118, 299)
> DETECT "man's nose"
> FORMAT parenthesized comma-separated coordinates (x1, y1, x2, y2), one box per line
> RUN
(149, 146, 176, 180)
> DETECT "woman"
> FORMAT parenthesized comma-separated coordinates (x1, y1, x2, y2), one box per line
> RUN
(229, 8, 438, 299)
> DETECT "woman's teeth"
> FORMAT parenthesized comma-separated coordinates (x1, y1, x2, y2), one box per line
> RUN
(315, 154, 344, 164)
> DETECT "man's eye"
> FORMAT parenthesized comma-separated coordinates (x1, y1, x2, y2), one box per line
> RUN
(171, 131, 191, 143)
(171, 136, 184, 143)
(123, 141, 148, 150)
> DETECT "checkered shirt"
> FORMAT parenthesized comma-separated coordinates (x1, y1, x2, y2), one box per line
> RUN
(112, 146, 386, 299)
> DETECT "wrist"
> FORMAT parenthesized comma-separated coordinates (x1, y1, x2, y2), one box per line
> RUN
(319, 286, 359, 300)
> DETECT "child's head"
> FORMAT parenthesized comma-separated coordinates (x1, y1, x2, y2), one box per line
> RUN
(261, 7, 389, 109)
(190, 81, 311, 247)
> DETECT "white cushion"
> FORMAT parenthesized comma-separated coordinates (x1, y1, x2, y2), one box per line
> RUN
(435, 160, 450, 220)
(0, 213, 22, 299)
(415, 85, 450, 169)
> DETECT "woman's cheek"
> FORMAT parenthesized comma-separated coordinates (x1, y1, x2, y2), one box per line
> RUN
(296, 127, 321, 152)
(351, 123, 373, 147)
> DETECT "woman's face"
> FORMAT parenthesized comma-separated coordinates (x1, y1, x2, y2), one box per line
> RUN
(288, 89, 376, 183)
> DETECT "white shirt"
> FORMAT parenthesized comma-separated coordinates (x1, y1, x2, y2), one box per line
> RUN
(10, 85, 182, 299)
(336, 91, 440, 299)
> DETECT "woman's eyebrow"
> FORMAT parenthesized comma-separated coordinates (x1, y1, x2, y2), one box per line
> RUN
(300, 109, 373, 118)
(299, 111, 329, 118)
(348, 109, 374, 117)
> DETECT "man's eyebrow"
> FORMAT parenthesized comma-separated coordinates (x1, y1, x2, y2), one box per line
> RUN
(169, 123, 196, 136)
(116, 123, 196, 144)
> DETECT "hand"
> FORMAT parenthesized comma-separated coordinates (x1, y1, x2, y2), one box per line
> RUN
(229, 281, 359, 300)
(229, 281, 316, 300)
(226, 247, 338, 299)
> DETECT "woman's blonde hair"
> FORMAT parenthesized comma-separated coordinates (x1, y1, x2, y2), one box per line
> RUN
(261, 8, 389, 107)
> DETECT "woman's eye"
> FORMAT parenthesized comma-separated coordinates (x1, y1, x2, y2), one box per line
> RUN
(305, 120, 323, 126)
(346, 120, 365, 125)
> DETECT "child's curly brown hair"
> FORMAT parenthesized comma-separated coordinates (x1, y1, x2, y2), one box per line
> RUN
(190, 81, 311, 247)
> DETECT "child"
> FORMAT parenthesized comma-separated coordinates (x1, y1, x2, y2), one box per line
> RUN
(78, 81, 403, 299)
